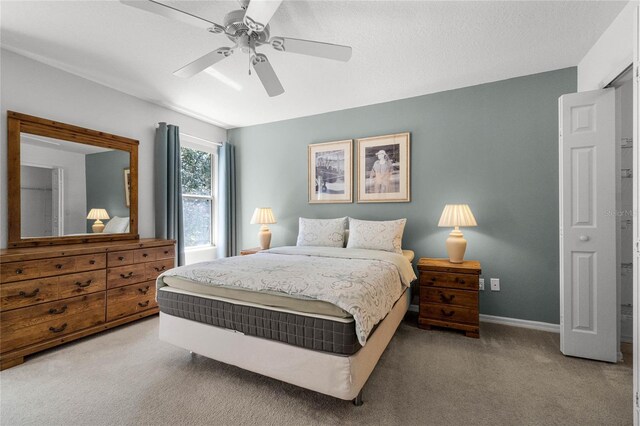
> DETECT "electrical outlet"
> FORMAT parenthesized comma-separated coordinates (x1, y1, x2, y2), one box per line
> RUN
(479, 278, 485, 291)
(490, 278, 500, 291)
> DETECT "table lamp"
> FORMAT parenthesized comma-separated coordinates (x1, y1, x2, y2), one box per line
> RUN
(250, 207, 277, 250)
(87, 208, 110, 233)
(438, 204, 477, 263)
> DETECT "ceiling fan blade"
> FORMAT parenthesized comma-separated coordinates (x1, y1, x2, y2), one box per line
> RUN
(174, 47, 234, 78)
(120, 0, 224, 33)
(243, 0, 283, 32)
(270, 37, 352, 62)
(251, 53, 284, 97)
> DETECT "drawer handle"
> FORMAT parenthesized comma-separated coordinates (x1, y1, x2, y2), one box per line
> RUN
(89, 260, 96, 265)
(441, 309, 455, 317)
(120, 272, 134, 279)
(18, 288, 40, 298)
(118, 256, 125, 261)
(138, 301, 150, 308)
(454, 277, 466, 284)
(55, 264, 63, 269)
(439, 293, 455, 303)
(138, 286, 150, 295)
(154, 265, 166, 272)
(164, 250, 169, 255)
(75, 280, 92, 288)
(49, 323, 68, 333)
(15, 268, 23, 275)
(49, 305, 68, 315)
(142, 253, 149, 258)
(430, 277, 436, 282)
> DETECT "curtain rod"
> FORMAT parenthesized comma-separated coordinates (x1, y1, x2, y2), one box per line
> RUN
(180, 132, 223, 147)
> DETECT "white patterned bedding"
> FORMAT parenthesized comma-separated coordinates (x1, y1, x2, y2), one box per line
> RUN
(157, 246, 416, 345)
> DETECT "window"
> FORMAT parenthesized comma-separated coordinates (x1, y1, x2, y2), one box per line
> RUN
(180, 140, 217, 249)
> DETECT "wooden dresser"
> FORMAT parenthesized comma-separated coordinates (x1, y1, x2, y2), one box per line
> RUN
(417, 258, 481, 338)
(0, 238, 175, 369)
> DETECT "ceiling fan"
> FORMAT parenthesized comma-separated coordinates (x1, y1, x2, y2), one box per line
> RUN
(120, 0, 353, 97)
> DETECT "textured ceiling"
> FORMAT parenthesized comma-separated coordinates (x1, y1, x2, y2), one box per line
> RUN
(0, 1, 627, 128)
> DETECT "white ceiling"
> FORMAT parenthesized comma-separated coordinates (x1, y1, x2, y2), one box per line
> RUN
(0, 1, 627, 129)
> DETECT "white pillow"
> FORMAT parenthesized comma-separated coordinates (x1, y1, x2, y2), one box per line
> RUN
(296, 217, 347, 247)
(346, 218, 406, 254)
(103, 216, 129, 234)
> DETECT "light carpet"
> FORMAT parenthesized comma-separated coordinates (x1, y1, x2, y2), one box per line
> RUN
(0, 313, 632, 425)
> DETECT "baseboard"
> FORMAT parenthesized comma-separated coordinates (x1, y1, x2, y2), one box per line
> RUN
(407, 304, 560, 333)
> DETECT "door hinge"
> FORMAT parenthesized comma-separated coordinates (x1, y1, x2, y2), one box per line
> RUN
(635, 392, 638, 407)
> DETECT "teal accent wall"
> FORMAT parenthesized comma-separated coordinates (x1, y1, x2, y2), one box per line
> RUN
(85, 150, 130, 232)
(229, 68, 577, 324)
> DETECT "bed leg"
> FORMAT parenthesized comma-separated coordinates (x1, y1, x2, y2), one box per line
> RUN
(190, 351, 196, 358)
(353, 390, 363, 406)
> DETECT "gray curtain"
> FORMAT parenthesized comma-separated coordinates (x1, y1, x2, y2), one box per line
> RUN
(217, 142, 237, 258)
(154, 122, 185, 266)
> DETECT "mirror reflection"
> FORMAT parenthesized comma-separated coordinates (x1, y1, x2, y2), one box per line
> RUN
(20, 133, 131, 238)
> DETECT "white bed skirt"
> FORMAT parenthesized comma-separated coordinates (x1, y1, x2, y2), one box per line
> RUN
(159, 289, 409, 401)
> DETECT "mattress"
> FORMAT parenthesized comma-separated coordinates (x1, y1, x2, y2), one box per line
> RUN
(157, 287, 363, 355)
(160, 249, 415, 319)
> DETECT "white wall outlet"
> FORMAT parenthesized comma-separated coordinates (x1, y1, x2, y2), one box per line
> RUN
(490, 278, 500, 291)
(479, 278, 485, 291)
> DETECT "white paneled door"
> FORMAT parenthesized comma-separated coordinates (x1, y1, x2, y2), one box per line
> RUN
(559, 88, 617, 363)
(633, 5, 639, 423)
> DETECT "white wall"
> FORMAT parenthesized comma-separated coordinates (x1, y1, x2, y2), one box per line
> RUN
(21, 144, 87, 235)
(578, 1, 638, 90)
(0, 49, 227, 249)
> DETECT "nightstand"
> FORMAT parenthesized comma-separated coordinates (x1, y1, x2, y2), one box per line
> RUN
(239, 247, 261, 256)
(417, 258, 482, 338)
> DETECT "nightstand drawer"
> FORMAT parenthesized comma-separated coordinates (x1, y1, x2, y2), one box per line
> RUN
(419, 271, 478, 290)
(420, 287, 477, 308)
(421, 303, 478, 324)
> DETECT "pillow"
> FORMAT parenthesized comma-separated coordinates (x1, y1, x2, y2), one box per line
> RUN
(346, 218, 406, 254)
(103, 216, 129, 234)
(296, 217, 347, 247)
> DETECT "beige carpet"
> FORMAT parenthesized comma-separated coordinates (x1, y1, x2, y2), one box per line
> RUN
(0, 313, 632, 426)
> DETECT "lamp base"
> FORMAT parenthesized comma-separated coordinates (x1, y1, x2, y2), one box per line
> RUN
(92, 219, 105, 233)
(258, 225, 272, 250)
(445, 227, 467, 264)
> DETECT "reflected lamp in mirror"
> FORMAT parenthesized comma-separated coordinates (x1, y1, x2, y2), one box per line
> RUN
(250, 207, 277, 250)
(87, 208, 110, 233)
(438, 204, 477, 264)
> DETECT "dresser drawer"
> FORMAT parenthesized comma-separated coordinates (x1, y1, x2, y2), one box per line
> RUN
(107, 264, 147, 289)
(1, 293, 105, 353)
(107, 281, 157, 322)
(1, 257, 75, 283)
(421, 303, 478, 325)
(146, 259, 174, 280)
(58, 270, 106, 298)
(108, 250, 134, 267)
(419, 271, 478, 290)
(154, 246, 175, 260)
(134, 248, 156, 263)
(420, 287, 478, 308)
(1, 278, 59, 311)
(74, 253, 106, 272)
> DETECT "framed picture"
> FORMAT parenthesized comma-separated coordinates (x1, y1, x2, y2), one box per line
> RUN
(123, 168, 131, 207)
(356, 132, 410, 203)
(308, 139, 353, 203)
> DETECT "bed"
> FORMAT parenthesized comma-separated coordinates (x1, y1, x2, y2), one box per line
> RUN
(156, 245, 416, 405)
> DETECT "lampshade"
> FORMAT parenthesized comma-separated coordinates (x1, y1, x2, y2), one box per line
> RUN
(87, 208, 110, 220)
(438, 204, 477, 227)
(250, 207, 277, 225)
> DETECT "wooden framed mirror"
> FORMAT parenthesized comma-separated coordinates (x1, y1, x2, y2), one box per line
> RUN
(7, 111, 139, 248)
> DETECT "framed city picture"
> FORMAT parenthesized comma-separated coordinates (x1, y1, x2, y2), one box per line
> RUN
(356, 132, 410, 203)
(308, 139, 353, 203)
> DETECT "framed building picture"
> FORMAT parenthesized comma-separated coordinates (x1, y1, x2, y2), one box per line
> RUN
(308, 139, 353, 203)
(356, 132, 410, 203)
